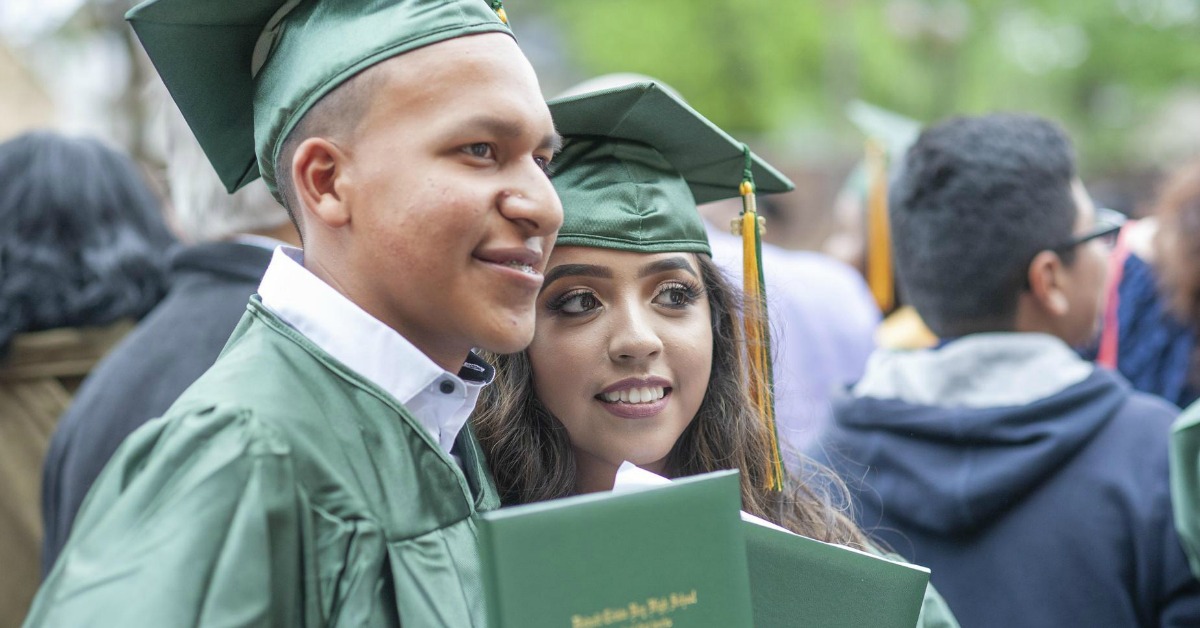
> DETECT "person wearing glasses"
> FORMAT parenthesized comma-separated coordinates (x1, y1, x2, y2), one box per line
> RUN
(810, 114, 1200, 628)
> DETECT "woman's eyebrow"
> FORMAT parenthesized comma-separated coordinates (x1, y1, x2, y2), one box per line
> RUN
(541, 264, 612, 291)
(637, 256, 698, 279)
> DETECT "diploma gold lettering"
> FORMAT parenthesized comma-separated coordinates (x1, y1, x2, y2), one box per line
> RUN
(568, 590, 698, 627)
(630, 620, 673, 628)
(647, 596, 670, 615)
(669, 590, 698, 610)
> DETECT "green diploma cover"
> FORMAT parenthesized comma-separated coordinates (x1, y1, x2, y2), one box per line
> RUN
(477, 470, 755, 628)
(478, 466, 931, 627)
(744, 520, 929, 627)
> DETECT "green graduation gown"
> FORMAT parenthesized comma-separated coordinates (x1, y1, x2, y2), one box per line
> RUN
(25, 298, 499, 627)
(1172, 401, 1200, 579)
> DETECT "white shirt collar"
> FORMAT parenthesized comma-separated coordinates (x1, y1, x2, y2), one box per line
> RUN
(230, 233, 289, 251)
(257, 246, 492, 453)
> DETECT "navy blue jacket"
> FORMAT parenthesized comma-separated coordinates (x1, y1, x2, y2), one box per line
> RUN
(1105, 254, 1197, 409)
(817, 367, 1200, 627)
(41, 242, 272, 572)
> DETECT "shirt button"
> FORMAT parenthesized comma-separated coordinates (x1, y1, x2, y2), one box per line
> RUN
(439, 380, 455, 395)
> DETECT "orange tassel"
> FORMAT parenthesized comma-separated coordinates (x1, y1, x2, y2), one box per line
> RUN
(866, 139, 895, 314)
(740, 178, 784, 492)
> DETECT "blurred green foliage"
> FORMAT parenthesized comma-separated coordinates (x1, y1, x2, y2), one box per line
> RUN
(543, 0, 1200, 171)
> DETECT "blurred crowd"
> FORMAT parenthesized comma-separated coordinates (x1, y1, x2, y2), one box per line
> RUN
(5, 1, 1200, 627)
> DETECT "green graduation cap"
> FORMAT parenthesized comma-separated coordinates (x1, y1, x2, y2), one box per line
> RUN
(846, 100, 921, 167)
(546, 81, 794, 256)
(127, 0, 512, 196)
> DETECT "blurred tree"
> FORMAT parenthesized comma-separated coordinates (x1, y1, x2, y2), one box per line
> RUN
(8, 0, 1199, 219)
(544, 0, 1200, 174)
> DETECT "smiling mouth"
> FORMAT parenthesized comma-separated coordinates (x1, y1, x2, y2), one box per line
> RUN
(597, 386, 670, 404)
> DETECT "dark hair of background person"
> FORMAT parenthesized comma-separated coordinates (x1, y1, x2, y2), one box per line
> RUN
(0, 131, 176, 355)
(472, 255, 871, 548)
(889, 113, 1079, 338)
(1153, 160, 1200, 384)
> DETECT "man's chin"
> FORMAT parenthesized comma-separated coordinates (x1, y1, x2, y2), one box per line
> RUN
(475, 323, 536, 356)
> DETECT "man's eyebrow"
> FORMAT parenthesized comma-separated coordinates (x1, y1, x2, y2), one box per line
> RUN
(458, 115, 525, 139)
(638, 256, 698, 279)
(542, 131, 564, 153)
(455, 116, 561, 153)
(541, 264, 613, 291)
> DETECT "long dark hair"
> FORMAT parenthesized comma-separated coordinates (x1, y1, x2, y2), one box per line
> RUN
(473, 254, 869, 548)
(1153, 160, 1200, 389)
(0, 132, 175, 354)
(1155, 160, 1200, 328)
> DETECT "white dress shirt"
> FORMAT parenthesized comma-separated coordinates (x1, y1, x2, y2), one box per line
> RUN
(257, 246, 491, 453)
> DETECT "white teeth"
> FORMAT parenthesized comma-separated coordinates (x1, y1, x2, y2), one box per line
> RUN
(601, 386, 666, 404)
(504, 260, 536, 275)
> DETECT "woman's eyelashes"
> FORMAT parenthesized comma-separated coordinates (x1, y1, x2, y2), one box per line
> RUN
(546, 289, 601, 316)
(652, 280, 703, 309)
(545, 280, 704, 317)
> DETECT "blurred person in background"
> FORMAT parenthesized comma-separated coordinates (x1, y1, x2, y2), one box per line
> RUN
(813, 114, 1200, 628)
(0, 130, 175, 626)
(1090, 160, 1200, 409)
(39, 88, 299, 572)
(828, 102, 938, 353)
(1122, 162, 1200, 588)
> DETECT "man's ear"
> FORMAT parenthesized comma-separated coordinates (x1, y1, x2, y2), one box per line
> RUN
(293, 137, 351, 229)
(1027, 250, 1070, 316)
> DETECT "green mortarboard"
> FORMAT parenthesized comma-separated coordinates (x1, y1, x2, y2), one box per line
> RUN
(846, 100, 921, 163)
(546, 81, 794, 257)
(127, 0, 511, 196)
(841, 100, 922, 197)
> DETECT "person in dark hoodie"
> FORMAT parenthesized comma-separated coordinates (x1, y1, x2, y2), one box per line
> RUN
(813, 113, 1200, 628)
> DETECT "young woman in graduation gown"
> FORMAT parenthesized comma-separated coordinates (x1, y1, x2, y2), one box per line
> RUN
(471, 81, 960, 628)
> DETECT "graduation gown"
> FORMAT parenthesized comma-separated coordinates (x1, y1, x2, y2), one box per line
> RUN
(43, 241, 275, 572)
(25, 298, 500, 627)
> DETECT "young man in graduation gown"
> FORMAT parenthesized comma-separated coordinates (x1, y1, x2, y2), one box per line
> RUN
(812, 114, 1200, 627)
(24, 1, 562, 626)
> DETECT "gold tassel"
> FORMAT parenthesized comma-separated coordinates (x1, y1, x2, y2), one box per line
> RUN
(490, 0, 508, 24)
(738, 165, 784, 492)
(866, 138, 895, 314)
